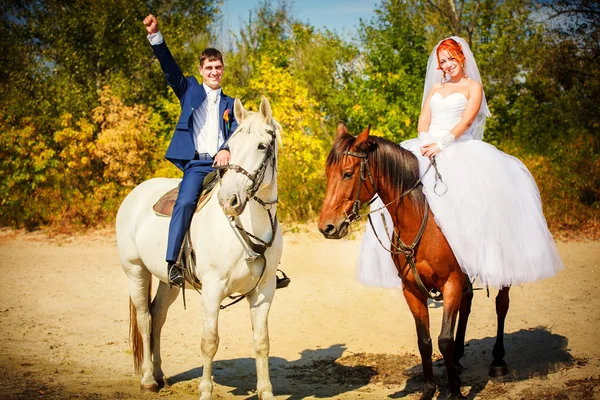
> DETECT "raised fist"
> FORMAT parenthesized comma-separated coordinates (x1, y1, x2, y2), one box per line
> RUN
(143, 14, 158, 35)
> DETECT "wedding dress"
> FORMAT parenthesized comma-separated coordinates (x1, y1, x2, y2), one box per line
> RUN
(358, 91, 564, 289)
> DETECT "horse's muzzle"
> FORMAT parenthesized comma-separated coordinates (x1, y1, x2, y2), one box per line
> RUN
(319, 220, 349, 239)
(219, 193, 247, 216)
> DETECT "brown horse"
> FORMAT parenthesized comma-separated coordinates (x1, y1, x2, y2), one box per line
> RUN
(318, 123, 510, 399)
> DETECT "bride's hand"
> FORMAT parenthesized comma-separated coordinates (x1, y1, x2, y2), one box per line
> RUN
(421, 143, 440, 158)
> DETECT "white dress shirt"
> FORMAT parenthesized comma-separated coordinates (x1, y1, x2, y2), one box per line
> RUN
(193, 84, 224, 155)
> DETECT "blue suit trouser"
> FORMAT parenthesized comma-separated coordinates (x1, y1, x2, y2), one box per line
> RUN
(166, 158, 214, 263)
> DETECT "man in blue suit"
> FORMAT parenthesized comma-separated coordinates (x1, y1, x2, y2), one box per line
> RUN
(144, 14, 238, 287)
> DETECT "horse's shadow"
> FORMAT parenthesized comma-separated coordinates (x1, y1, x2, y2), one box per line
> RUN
(168, 327, 576, 399)
(390, 326, 577, 399)
(169, 343, 376, 399)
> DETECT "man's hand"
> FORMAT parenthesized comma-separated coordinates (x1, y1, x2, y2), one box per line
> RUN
(143, 14, 158, 35)
(213, 149, 230, 167)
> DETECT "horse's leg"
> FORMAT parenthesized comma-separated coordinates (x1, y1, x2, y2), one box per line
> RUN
(454, 280, 473, 372)
(403, 287, 436, 400)
(125, 265, 156, 391)
(199, 287, 223, 400)
(438, 283, 463, 399)
(490, 286, 510, 377)
(150, 280, 180, 388)
(247, 278, 276, 400)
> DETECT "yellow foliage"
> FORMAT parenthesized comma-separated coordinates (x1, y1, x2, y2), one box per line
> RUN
(92, 87, 164, 187)
(54, 113, 96, 176)
(238, 57, 328, 220)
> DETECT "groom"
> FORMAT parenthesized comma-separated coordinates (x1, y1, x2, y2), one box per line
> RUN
(143, 14, 238, 287)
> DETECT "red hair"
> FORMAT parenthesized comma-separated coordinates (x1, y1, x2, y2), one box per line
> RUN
(436, 38, 465, 70)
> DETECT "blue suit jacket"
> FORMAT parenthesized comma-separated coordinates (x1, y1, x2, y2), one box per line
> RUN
(152, 41, 238, 170)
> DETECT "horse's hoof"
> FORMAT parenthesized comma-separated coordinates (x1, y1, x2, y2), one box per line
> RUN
(155, 377, 169, 389)
(420, 385, 436, 400)
(259, 391, 275, 400)
(489, 363, 509, 377)
(140, 383, 159, 392)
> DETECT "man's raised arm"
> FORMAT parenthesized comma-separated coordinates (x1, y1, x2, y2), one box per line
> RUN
(143, 14, 188, 99)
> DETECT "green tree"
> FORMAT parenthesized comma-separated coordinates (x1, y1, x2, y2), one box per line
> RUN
(224, 1, 357, 220)
(346, 0, 429, 142)
(0, 0, 218, 229)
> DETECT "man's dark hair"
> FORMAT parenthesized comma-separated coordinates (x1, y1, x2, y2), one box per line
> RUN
(199, 48, 224, 67)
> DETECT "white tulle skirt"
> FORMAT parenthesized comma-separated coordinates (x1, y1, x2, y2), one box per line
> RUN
(358, 138, 564, 289)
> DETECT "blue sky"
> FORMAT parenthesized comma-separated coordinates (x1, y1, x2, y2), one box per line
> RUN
(218, 0, 379, 42)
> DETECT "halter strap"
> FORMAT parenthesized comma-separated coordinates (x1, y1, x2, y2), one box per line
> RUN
(225, 129, 277, 203)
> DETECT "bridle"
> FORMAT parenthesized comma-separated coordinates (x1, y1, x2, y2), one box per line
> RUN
(342, 149, 445, 301)
(219, 127, 279, 309)
(225, 128, 278, 208)
(343, 151, 377, 223)
(342, 149, 434, 224)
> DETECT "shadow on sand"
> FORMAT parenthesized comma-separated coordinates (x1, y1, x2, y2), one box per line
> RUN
(167, 327, 576, 399)
(168, 343, 377, 399)
(390, 326, 576, 399)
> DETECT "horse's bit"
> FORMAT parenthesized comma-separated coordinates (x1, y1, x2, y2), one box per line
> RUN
(343, 150, 443, 301)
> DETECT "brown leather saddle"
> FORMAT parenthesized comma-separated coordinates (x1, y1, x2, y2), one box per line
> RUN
(153, 171, 220, 217)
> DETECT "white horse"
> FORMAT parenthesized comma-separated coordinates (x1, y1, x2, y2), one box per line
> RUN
(116, 96, 283, 400)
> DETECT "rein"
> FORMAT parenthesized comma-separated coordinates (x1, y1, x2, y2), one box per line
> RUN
(220, 128, 279, 309)
(343, 149, 444, 301)
(343, 151, 443, 222)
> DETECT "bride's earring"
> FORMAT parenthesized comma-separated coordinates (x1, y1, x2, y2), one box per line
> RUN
(441, 71, 447, 83)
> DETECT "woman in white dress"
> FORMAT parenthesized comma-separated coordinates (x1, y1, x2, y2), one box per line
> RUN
(359, 37, 564, 289)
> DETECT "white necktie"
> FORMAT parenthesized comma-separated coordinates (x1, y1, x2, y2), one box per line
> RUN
(206, 91, 219, 157)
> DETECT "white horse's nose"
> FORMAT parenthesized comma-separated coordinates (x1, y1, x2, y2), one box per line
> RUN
(229, 194, 239, 209)
(218, 187, 246, 216)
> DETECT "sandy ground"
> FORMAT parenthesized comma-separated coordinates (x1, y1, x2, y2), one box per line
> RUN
(0, 225, 599, 400)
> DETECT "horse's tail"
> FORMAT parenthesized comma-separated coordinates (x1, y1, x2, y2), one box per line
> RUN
(129, 280, 152, 373)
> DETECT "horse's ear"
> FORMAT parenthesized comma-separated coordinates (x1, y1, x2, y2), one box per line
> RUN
(337, 121, 348, 137)
(234, 98, 248, 124)
(355, 125, 371, 147)
(259, 96, 272, 123)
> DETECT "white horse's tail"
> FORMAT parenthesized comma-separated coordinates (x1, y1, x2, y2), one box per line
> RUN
(129, 280, 152, 373)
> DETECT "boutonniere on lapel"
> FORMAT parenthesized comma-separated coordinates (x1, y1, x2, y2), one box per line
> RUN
(223, 109, 231, 131)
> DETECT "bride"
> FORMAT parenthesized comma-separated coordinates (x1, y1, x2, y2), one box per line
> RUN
(359, 37, 564, 289)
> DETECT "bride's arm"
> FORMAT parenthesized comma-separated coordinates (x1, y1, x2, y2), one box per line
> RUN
(417, 85, 439, 135)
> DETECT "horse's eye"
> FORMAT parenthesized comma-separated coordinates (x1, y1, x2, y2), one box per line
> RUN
(343, 171, 353, 179)
(258, 143, 268, 150)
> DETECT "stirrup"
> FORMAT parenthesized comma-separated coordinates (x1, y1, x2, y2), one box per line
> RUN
(168, 262, 185, 289)
(276, 269, 290, 289)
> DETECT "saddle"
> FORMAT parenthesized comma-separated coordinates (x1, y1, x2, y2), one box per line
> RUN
(153, 171, 220, 217)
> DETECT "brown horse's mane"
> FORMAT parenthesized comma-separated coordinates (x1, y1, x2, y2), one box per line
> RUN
(327, 133, 426, 217)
